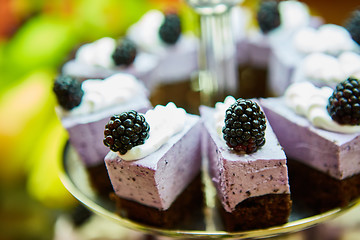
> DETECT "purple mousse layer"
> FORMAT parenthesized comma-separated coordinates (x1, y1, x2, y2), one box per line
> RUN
(247, 34, 273, 68)
(268, 38, 304, 96)
(104, 114, 202, 211)
(150, 37, 198, 87)
(199, 105, 290, 213)
(61, 52, 159, 87)
(61, 97, 151, 167)
(260, 97, 360, 180)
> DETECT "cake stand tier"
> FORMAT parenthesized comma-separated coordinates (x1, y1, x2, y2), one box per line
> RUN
(59, 143, 360, 239)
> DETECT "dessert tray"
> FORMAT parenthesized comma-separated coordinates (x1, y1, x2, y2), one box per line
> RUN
(59, 143, 360, 239)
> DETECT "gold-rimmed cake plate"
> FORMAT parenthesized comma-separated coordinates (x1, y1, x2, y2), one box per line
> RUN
(59, 144, 360, 239)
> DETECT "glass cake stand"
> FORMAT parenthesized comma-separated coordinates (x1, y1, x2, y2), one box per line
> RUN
(59, 143, 360, 239)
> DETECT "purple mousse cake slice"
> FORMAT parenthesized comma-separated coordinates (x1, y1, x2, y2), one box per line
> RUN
(54, 73, 151, 195)
(260, 80, 360, 180)
(199, 97, 291, 231)
(61, 37, 159, 87)
(126, 9, 200, 113)
(55, 73, 151, 167)
(103, 103, 203, 228)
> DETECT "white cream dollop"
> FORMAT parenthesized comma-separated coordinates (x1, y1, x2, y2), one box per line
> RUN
(293, 24, 358, 55)
(302, 53, 346, 84)
(214, 96, 237, 137)
(278, 0, 310, 31)
(76, 37, 116, 68)
(120, 102, 186, 161)
(60, 73, 147, 117)
(339, 51, 360, 78)
(301, 52, 360, 84)
(126, 10, 166, 55)
(285, 82, 360, 133)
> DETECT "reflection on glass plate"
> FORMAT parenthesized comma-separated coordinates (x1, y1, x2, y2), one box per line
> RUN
(59, 144, 360, 239)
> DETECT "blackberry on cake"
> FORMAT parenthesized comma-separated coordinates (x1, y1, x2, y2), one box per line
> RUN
(223, 99, 266, 153)
(159, 13, 181, 44)
(126, 9, 199, 113)
(104, 111, 150, 154)
(256, 0, 281, 34)
(327, 77, 360, 125)
(104, 103, 204, 228)
(53, 75, 84, 110)
(54, 73, 152, 196)
(260, 81, 360, 180)
(200, 96, 291, 231)
(61, 37, 159, 85)
(112, 38, 137, 66)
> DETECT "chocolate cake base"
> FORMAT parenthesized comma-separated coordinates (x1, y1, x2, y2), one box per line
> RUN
(110, 173, 205, 229)
(237, 65, 271, 99)
(86, 162, 113, 197)
(288, 159, 360, 214)
(218, 193, 292, 232)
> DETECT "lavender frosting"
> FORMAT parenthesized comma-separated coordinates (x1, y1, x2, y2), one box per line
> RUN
(200, 105, 290, 213)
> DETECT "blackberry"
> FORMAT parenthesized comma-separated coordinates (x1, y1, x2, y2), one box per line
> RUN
(345, 9, 360, 46)
(103, 110, 150, 154)
(159, 13, 181, 44)
(112, 38, 137, 66)
(53, 75, 83, 110)
(256, 0, 280, 34)
(222, 99, 266, 154)
(327, 77, 360, 125)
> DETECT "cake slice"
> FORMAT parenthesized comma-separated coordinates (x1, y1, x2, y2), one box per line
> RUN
(126, 9, 200, 113)
(54, 73, 152, 194)
(200, 97, 291, 231)
(61, 37, 159, 88)
(103, 103, 204, 228)
(260, 80, 360, 180)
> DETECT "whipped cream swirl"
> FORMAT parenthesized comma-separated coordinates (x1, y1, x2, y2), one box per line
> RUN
(301, 52, 360, 84)
(59, 73, 147, 117)
(278, 0, 310, 31)
(76, 37, 116, 68)
(285, 82, 360, 133)
(120, 102, 186, 161)
(293, 24, 358, 55)
(214, 96, 237, 137)
(126, 10, 168, 55)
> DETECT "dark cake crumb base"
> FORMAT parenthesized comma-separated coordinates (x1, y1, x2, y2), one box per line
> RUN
(288, 159, 360, 214)
(110, 173, 205, 229)
(219, 193, 292, 231)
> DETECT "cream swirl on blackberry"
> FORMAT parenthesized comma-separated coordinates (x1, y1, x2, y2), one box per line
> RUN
(57, 73, 148, 117)
(285, 81, 360, 133)
(76, 37, 117, 68)
(119, 102, 186, 161)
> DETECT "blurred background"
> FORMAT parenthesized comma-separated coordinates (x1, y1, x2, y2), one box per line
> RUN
(0, 0, 194, 239)
(1, 0, 360, 239)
